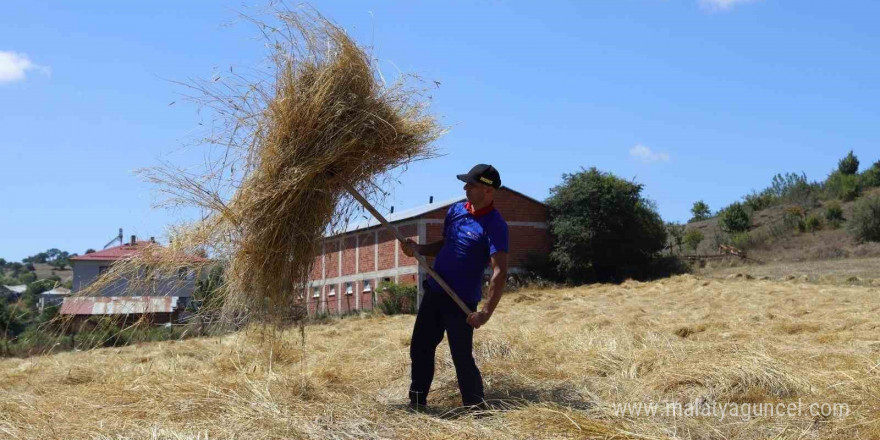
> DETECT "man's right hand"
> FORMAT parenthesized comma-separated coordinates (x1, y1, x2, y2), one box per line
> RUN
(402, 239, 419, 257)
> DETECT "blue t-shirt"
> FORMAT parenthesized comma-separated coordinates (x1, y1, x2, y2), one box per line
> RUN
(426, 202, 509, 303)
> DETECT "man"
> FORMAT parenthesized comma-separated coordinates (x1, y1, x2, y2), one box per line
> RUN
(402, 163, 509, 411)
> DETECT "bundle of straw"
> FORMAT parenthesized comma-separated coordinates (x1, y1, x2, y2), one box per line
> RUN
(78, 7, 441, 325)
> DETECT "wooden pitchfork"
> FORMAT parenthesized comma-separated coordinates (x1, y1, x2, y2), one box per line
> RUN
(341, 181, 473, 315)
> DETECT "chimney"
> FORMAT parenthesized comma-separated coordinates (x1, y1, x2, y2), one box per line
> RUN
(429, 196, 433, 204)
(130, 235, 136, 246)
(390, 206, 395, 214)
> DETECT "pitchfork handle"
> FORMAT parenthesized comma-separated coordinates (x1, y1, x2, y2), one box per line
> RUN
(341, 181, 473, 316)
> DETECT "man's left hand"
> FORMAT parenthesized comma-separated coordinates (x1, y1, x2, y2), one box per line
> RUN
(466, 311, 489, 329)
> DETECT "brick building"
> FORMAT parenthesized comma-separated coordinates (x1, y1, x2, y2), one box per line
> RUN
(306, 187, 551, 315)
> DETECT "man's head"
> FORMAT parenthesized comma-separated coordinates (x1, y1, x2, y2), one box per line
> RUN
(457, 164, 501, 208)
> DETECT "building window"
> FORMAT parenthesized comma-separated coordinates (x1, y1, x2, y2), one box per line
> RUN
(329, 286, 336, 297)
(312, 287, 320, 298)
(345, 282, 353, 295)
(363, 280, 372, 292)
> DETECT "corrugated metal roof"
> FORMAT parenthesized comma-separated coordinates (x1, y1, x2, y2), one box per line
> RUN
(330, 196, 464, 236)
(60, 296, 180, 315)
(326, 186, 546, 238)
(42, 287, 71, 296)
(2, 285, 27, 294)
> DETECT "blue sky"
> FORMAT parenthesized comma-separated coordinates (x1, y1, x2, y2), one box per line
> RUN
(2, 0, 879, 262)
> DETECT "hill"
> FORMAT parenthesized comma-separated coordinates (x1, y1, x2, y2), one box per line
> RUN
(685, 187, 880, 265)
(2, 276, 878, 439)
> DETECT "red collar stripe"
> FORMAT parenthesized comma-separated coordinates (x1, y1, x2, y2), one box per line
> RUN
(465, 201, 495, 217)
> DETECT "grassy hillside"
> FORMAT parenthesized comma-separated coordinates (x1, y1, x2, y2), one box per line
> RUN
(2, 276, 879, 439)
(685, 187, 880, 264)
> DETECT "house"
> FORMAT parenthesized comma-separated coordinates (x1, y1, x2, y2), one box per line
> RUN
(1, 285, 27, 302)
(60, 236, 208, 323)
(306, 187, 551, 315)
(38, 286, 71, 311)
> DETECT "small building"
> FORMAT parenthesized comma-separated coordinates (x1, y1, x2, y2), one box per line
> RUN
(39, 286, 71, 311)
(60, 296, 182, 324)
(306, 187, 551, 315)
(60, 236, 207, 322)
(1, 285, 27, 302)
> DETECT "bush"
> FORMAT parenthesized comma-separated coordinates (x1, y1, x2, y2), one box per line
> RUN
(862, 160, 880, 188)
(666, 222, 686, 254)
(848, 195, 880, 243)
(804, 214, 822, 233)
(825, 171, 862, 201)
(683, 229, 704, 252)
(783, 206, 806, 232)
(730, 232, 753, 250)
(17, 272, 36, 284)
(377, 282, 417, 315)
(642, 255, 691, 280)
(546, 167, 667, 283)
(743, 189, 776, 212)
(522, 251, 558, 281)
(838, 150, 859, 175)
(689, 200, 711, 223)
(766, 172, 820, 206)
(720, 202, 751, 233)
(825, 201, 844, 229)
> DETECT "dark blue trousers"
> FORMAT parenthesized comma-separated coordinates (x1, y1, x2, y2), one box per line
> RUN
(408, 284, 484, 406)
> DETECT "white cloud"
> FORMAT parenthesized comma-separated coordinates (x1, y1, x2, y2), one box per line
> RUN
(629, 144, 670, 163)
(699, 0, 759, 11)
(0, 51, 49, 83)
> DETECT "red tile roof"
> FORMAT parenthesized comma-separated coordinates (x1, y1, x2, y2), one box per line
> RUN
(70, 241, 208, 262)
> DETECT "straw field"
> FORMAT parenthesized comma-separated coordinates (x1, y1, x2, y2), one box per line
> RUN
(2, 274, 879, 439)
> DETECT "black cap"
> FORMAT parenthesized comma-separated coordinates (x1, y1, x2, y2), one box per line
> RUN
(457, 164, 501, 189)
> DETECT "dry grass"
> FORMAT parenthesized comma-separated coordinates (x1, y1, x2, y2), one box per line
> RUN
(3, 275, 879, 439)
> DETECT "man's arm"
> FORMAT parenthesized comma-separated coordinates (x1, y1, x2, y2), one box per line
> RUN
(402, 239, 444, 258)
(467, 251, 507, 329)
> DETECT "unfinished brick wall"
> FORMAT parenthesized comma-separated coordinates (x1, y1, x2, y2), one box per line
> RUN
(397, 224, 418, 267)
(377, 229, 395, 270)
(325, 284, 339, 314)
(309, 187, 551, 315)
(508, 226, 552, 267)
(493, 188, 548, 223)
(324, 241, 340, 279)
(342, 236, 357, 276)
(359, 279, 375, 310)
(357, 232, 375, 274)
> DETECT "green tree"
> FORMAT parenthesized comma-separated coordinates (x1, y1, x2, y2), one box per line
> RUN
(825, 171, 862, 201)
(720, 202, 751, 233)
(0, 301, 28, 339)
(17, 272, 36, 284)
(683, 229, 704, 252)
(689, 200, 711, 223)
(666, 222, 686, 254)
(861, 160, 880, 188)
(838, 150, 859, 175)
(546, 167, 667, 283)
(848, 195, 880, 243)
